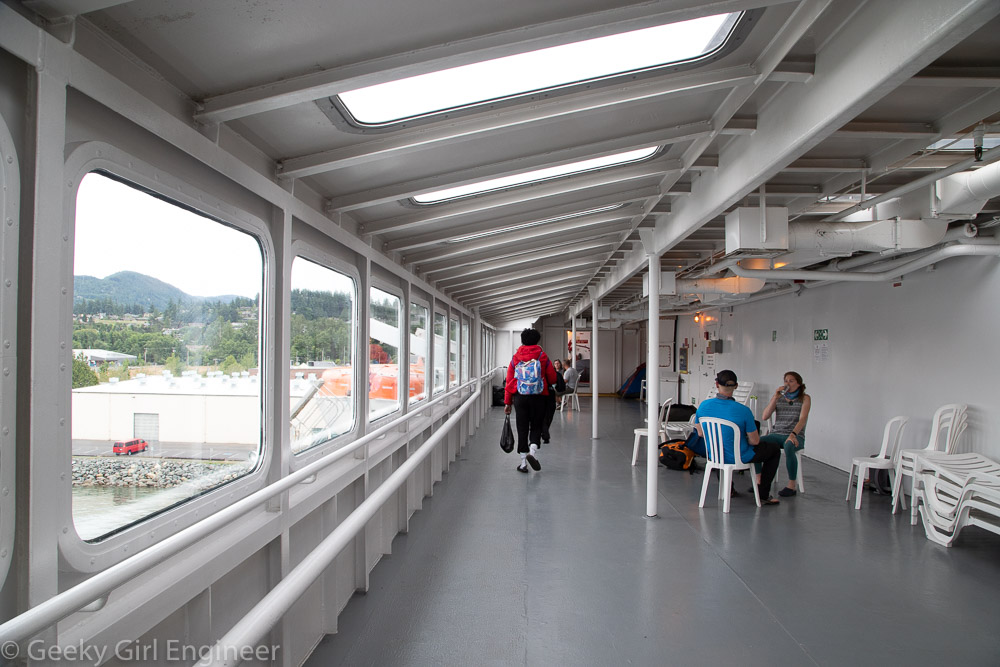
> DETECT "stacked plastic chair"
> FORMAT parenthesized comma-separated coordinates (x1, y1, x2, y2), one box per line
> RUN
(891, 404, 968, 514)
(913, 455, 1000, 546)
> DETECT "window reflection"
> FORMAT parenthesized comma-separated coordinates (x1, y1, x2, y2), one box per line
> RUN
(289, 257, 356, 454)
(409, 303, 428, 404)
(369, 288, 401, 419)
(433, 312, 446, 394)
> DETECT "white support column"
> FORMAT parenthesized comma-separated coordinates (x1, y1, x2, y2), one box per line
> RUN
(26, 70, 68, 645)
(639, 230, 659, 517)
(589, 288, 599, 440)
(570, 317, 577, 376)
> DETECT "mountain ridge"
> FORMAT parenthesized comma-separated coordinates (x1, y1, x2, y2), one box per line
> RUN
(74, 271, 242, 311)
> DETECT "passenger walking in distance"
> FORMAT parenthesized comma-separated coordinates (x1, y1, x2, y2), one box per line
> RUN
(504, 329, 558, 473)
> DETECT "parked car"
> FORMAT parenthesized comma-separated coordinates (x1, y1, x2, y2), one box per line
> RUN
(113, 438, 149, 455)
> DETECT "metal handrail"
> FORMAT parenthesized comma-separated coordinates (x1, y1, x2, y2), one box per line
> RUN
(197, 384, 482, 666)
(0, 378, 481, 645)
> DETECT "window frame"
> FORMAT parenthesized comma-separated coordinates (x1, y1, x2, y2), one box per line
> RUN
(59, 143, 275, 572)
(0, 113, 19, 587)
(368, 281, 404, 423)
(432, 310, 447, 395)
(408, 298, 431, 406)
(323, 10, 758, 132)
(288, 248, 361, 458)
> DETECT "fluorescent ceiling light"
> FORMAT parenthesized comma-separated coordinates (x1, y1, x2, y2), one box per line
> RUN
(446, 204, 623, 243)
(414, 146, 657, 204)
(340, 12, 739, 125)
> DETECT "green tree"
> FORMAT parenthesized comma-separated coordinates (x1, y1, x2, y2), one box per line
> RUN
(219, 355, 242, 374)
(72, 356, 99, 388)
(164, 354, 185, 375)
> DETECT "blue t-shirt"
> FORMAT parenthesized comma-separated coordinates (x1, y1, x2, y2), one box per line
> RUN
(695, 397, 758, 464)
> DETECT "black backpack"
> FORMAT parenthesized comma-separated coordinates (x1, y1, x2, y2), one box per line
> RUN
(659, 441, 701, 474)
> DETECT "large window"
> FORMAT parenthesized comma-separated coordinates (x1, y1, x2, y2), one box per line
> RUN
(72, 172, 263, 541)
(289, 257, 356, 454)
(433, 311, 447, 394)
(409, 302, 428, 404)
(338, 12, 742, 126)
(461, 319, 470, 383)
(449, 317, 459, 388)
(369, 287, 401, 419)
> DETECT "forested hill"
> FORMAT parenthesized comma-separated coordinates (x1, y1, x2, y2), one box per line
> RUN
(74, 271, 241, 312)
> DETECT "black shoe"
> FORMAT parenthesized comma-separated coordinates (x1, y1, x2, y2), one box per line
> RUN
(516, 463, 529, 473)
(778, 487, 797, 497)
(542, 437, 550, 444)
(730, 485, 740, 497)
(526, 454, 541, 471)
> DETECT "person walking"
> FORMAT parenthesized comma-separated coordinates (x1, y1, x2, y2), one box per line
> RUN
(504, 328, 558, 473)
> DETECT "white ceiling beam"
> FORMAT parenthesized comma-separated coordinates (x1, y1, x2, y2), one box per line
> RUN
(360, 175, 662, 236)
(277, 74, 752, 178)
(450, 268, 597, 298)
(418, 229, 630, 275)
(387, 200, 642, 254)
(194, 0, 792, 123)
(403, 216, 635, 266)
(435, 254, 606, 290)
(23, 0, 135, 20)
(907, 66, 1000, 87)
(327, 140, 683, 212)
(457, 272, 594, 302)
(481, 296, 570, 317)
(429, 241, 617, 283)
(468, 283, 585, 309)
(376, 186, 658, 241)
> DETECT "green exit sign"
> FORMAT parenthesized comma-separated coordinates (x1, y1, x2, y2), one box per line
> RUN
(814, 329, 829, 341)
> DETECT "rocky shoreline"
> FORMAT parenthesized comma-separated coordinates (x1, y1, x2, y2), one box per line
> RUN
(72, 457, 250, 488)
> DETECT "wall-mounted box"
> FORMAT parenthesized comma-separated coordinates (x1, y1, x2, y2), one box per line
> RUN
(725, 207, 788, 254)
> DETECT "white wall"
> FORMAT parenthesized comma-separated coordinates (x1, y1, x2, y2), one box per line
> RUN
(675, 255, 1000, 472)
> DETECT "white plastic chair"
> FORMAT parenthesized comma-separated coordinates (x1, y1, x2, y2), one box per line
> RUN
(560, 390, 581, 412)
(632, 399, 672, 466)
(892, 404, 968, 514)
(639, 379, 647, 403)
(845, 416, 908, 509)
(698, 417, 761, 513)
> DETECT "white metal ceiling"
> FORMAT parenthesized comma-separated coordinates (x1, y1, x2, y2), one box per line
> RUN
(16, 0, 1000, 324)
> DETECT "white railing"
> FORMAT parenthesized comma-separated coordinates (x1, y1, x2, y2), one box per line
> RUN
(0, 378, 483, 646)
(197, 383, 482, 666)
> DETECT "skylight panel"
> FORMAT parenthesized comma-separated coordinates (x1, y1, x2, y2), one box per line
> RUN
(413, 147, 657, 204)
(339, 12, 740, 126)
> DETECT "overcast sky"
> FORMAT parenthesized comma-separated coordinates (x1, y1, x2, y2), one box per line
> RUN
(74, 173, 263, 298)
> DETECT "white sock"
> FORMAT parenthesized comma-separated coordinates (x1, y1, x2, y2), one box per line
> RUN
(529, 443, 539, 459)
(520, 452, 528, 463)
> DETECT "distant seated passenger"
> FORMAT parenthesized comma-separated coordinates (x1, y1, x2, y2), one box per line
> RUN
(557, 359, 579, 407)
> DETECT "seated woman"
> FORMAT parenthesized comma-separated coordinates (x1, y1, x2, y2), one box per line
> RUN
(756, 371, 811, 497)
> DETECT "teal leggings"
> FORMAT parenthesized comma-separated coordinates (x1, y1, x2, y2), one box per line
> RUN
(754, 433, 805, 481)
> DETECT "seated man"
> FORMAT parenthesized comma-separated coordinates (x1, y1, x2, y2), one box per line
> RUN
(694, 369, 782, 505)
(557, 359, 579, 406)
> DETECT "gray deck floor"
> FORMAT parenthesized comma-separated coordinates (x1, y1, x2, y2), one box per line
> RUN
(306, 398, 1000, 666)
